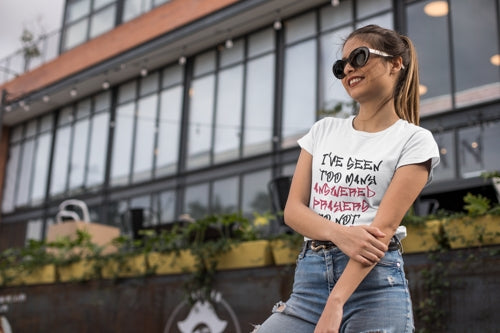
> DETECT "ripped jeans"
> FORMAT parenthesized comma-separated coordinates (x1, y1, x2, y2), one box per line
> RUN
(253, 242, 414, 333)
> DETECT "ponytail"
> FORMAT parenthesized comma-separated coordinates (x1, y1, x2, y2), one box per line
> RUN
(345, 25, 421, 125)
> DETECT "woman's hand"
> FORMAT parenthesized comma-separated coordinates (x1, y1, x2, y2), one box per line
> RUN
(314, 299, 343, 333)
(333, 225, 387, 266)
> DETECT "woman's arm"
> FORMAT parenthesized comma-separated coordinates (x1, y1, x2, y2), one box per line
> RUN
(284, 149, 388, 266)
(314, 161, 431, 333)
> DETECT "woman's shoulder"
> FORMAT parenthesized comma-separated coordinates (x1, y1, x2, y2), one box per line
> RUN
(311, 116, 353, 132)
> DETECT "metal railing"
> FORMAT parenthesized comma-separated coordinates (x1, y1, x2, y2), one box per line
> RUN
(0, 29, 62, 86)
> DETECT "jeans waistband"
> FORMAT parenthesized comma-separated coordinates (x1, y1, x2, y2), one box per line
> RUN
(304, 237, 401, 253)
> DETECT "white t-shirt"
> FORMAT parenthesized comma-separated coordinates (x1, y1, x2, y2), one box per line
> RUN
(297, 115, 440, 240)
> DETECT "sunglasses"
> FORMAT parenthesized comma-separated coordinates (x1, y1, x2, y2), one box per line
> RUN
(332, 46, 395, 79)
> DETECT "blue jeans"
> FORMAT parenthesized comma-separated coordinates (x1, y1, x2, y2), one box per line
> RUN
(254, 243, 414, 333)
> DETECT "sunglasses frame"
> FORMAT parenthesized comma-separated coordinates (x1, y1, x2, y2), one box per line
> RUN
(332, 46, 394, 80)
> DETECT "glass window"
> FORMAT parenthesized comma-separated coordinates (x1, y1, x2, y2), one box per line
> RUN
(16, 140, 35, 206)
(162, 65, 183, 88)
(186, 75, 215, 169)
(123, 0, 143, 22)
(132, 94, 157, 182)
(50, 126, 72, 196)
(95, 91, 111, 111)
(67, 0, 91, 22)
(320, 0, 352, 31)
(356, 0, 391, 19)
(158, 189, 176, 223)
(76, 99, 91, 119)
(432, 131, 456, 181)
(248, 28, 275, 58)
(140, 72, 159, 96)
(118, 81, 137, 104)
(319, 27, 353, 118)
(220, 39, 244, 67)
(214, 65, 243, 163)
(87, 111, 110, 187)
(184, 183, 210, 220)
(407, 1, 452, 116)
(111, 102, 135, 185)
(212, 177, 239, 214)
(243, 54, 275, 156)
(458, 126, 483, 178)
(31, 133, 52, 204)
(356, 11, 393, 29)
(193, 51, 216, 76)
(282, 39, 317, 148)
(2, 144, 21, 213)
(90, 5, 116, 38)
(242, 169, 271, 216)
(450, 0, 500, 107)
(69, 118, 90, 190)
(285, 12, 316, 44)
(483, 121, 500, 172)
(94, 0, 114, 10)
(156, 86, 182, 176)
(64, 19, 89, 50)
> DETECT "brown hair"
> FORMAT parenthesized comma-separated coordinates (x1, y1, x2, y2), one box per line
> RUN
(345, 25, 420, 125)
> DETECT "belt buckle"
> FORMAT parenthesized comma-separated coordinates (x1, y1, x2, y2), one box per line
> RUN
(310, 241, 327, 252)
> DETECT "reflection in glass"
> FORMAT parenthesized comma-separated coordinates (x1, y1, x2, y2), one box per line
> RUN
(243, 54, 274, 156)
(242, 169, 271, 216)
(69, 119, 90, 190)
(158, 190, 176, 223)
(432, 131, 455, 181)
(458, 126, 484, 178)
(212, 177, 239, 214)
(282, 39, 317, 148)
(90, 5, 116, 38)
(31, 133, 52, 203)
(156, 86, 182, 176)
(184, 183, 210, 219)
(214, 65, 243, 163)
(50, 126, 72, 196)
(16, 140, 35, 206)
(2, 145, 20, 212)
(111, 102, 135, 185)
(450, 0, 500, 107)
(133, 95, 158, 182)
(87, 112, 109, 187)
(186, 75, 215, 169)
(407, 1, 452, 115)
(319, 27, 353, 119)
(64, 19, 88, 50)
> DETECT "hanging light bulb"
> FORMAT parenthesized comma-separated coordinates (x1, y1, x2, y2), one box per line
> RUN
(273, 19, 282, 30)
(42, 95, 50, 102)
(331, 0, 340, 7)
(70, 88, 78, 97)
(178, 56, 186, 65)
(102, 80, 110, 90)
(4, 105, 12, 112)
(140, 67, 148, 77)
(225, 38, 233, 49)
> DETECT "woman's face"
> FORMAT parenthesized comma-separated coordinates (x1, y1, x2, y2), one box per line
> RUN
(340, 37, 397, 104)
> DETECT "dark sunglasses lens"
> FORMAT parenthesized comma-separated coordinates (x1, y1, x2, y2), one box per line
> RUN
(351, 48, 369, 68)
(332, 60, 346, 79)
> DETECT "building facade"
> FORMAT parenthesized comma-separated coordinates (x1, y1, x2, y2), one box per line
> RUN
(0, 0, 499, 249)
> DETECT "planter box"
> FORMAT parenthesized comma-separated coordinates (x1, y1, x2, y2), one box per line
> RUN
(216, 240, 273, 271)
(101, 254, 147, 279)
(2, 264, 56, 286)
(57, 260, 98, 282)
(270, 239, 301, 265)
(402, 220, 442, 253)
(147, 250, 196, 275)
(443, 215, 500, 249)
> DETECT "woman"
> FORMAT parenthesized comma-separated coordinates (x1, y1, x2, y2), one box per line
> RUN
(254, 25, 439, 333)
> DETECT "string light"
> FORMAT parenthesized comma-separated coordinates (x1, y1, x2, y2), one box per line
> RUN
(331, 0, 340, 6)
(70, 88, 78, 97)
(225, 38, 233, 49)
(273, 19, 282, 30)
(42, 95, 50, 102)
(178, 56, 186, 65)
(102, 80, 110, 90)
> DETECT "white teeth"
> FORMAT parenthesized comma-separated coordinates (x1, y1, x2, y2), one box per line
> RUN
(349, 77, 361, 86)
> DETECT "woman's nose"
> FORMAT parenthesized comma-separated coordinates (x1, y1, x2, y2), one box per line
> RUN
(344, 62, 354, 77)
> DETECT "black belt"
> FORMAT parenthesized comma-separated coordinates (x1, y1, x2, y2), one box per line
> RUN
(305, 237, 401, 252)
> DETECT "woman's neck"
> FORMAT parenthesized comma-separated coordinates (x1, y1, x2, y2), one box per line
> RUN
(353, 101, 400, 132)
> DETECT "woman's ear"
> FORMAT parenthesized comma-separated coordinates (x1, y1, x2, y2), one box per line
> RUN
(390, 56, 404, 74)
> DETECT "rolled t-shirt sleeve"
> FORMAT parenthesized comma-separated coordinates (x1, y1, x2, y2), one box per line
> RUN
(297, 120, 320, 154)
(397, 129, 440, 183)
